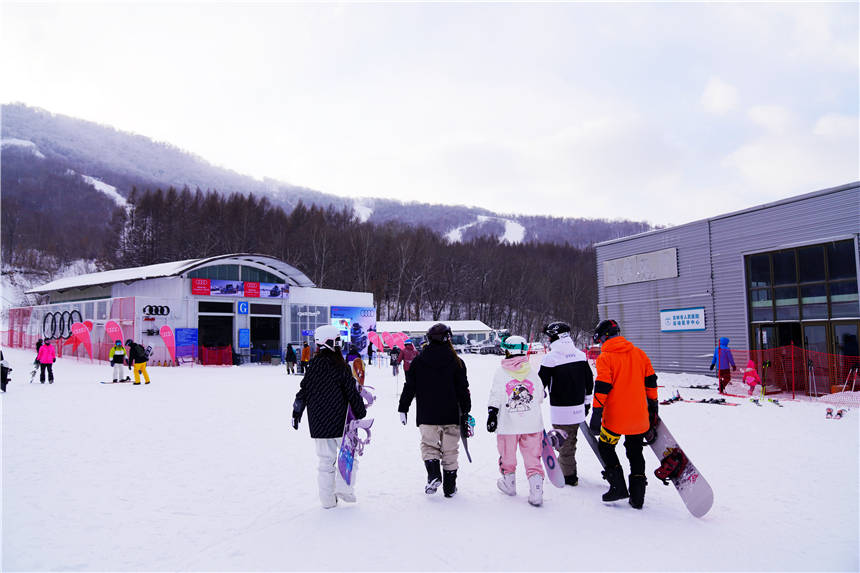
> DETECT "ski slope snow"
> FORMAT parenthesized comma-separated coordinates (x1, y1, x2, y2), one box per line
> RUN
(1, 349, 857, 571)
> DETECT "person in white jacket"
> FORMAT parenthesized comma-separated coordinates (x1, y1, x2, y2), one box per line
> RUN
(487, 335, 546, 507)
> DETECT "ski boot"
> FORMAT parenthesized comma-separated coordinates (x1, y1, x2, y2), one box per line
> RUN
(628, 474, 647, 509)
(527, 474, 544, 507)
(424, 459, 442, 494)
(497, 472, 516, 496)
(600, 466, 629, 502)
(826, 407, 833, 419)
(443, 469, 457, 498)
(564, 473, 579, 487)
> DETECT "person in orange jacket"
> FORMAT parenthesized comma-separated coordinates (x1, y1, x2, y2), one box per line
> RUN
(300, 341, 311, 374)
(588, 319, 658, 510)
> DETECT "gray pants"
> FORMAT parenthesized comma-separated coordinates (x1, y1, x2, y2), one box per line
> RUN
(419, 424, 460, 471)
(553, 423, 579, 478)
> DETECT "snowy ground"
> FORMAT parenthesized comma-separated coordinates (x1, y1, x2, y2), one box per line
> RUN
(2, 348, 857, 572)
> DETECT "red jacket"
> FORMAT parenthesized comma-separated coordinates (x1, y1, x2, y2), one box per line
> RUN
(594, 336, 657, 435)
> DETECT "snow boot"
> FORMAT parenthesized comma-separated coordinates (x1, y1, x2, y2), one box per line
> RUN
(497, 472, 516, 496)
(424, 459, 442, 494)
(564, 473, 579, 486)
(527, 474, 544, 507)
(628, 474, 647, 509)
(600, 466, 629, 502)
(443, 469, 457, 498)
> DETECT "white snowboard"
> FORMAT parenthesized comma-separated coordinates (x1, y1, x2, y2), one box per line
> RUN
(649, 417, 714, 518)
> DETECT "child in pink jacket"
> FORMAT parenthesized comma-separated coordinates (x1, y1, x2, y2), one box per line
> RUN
(37, 338, 57, 384)
(487, 335, 546, 507)
(742, 360, 761, 397)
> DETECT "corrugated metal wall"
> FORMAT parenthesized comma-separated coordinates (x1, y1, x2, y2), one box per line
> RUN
(596, 183, 860, 374)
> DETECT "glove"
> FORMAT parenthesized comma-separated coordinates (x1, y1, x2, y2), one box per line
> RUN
(589, 407, 603, 436)
(292, 398, 304, 430)
(647, 398, 659, 429)
(709, 363, 715, 371)
(486, 407, 499, 433)
(584, 403, 591, 416)
(732, 365, 737, 372)
(400, 412, 407, 425)
(291, 412, 301, 430)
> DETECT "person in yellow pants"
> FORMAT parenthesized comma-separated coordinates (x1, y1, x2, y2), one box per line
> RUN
(125, 338, 151, 385)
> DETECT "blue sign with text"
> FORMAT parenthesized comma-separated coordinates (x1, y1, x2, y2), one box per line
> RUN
(238, 328, 250, 348)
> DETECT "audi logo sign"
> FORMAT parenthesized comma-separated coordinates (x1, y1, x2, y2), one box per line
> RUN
(42, 310, 83, 339)
(143, 305, 171, 316)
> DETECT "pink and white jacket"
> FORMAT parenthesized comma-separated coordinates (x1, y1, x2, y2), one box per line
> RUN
(37, 343, 56, 364)
(488, 355, 545, 435)
(742, 360, 761, 386)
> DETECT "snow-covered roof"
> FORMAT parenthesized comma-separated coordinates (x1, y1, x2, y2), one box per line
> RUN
(26, 253, 315, 294)
(376, 320, 492, 333)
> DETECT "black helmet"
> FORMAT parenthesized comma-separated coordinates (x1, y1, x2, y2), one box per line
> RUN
(542, 321, 571, 342)
(592, 319, 620, 344)
(125, 339, 133, 346)
(426, 323, 452, 343)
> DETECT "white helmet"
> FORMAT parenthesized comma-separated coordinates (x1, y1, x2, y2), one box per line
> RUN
(501, 335, 529, 356)
(314, 325, 342, 351)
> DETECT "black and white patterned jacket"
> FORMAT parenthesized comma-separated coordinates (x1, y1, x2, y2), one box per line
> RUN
(294, 351, 366, 439)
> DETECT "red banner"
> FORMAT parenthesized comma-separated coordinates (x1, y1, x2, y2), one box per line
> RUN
(70, 322, 93, 360)
(191, 278, 210, 295)
(244, 282, 260, 297)
(160, 325, 176, 364)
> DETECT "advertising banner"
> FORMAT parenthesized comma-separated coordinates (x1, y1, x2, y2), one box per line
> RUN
(175, 328, 198, 358)
(660, 307, 706, 332)
(381, 331, 394, 350)
(330, 307, 376, 358)
(210, 280, 244, 297)
(244, 282, 260, 297)
(367, 330, 383, 353)
(191, 278, 210, 295)
(160, 325, 176, 364)
(260, 283, 288, 298)
(105, 321, 125, 347)
(70, 322, 93, 360)
(238, 328, 250, 349)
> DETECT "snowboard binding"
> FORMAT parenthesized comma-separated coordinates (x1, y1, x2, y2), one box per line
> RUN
(547, 428, 569, 450)
(360, 385, 376, 408)
(344, 418, 374, 457)
(654, 448, 688, 485)
(826, 407, 833, 419)
(461, 414, 476, 438)
(834, 409, 846, 420)
(660, 391, 682, 406)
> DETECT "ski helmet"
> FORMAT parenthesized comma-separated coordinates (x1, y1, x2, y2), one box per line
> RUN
(542, 321, 571, 342)
(500, 335, 529, 356)
(314, 325, 342, 351)
(426, 323, 452, 343)
(125, 339, 133, 347)
(592, 319, 620, 344)
(115, 340, 122, 346)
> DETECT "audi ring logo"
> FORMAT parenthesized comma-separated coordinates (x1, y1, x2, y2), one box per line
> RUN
(143, 305, 171, 316)
(42, 310, 83, 339)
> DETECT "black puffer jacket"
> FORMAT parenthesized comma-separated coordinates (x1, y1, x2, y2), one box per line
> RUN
(294, 350, 366, 439)
(398, 342, 471, 426)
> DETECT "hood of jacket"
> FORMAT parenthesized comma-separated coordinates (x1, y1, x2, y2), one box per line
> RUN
(601, 335, 634, 354)
(548, 335, 587, 362)
(745, 359, 756, 370)
(500, 355, 531, 381)
(719, 337, 730, 348)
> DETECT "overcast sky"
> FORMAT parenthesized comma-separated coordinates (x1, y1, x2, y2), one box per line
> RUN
(2, 2, 857, 226)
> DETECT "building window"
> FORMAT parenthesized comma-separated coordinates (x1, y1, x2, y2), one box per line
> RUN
(290, 305, 330, 344)
(188, 265, 240, 281)
(250, 303, 282, 315)
(241, 266, 283, 284)
(199, 301, 233, 314)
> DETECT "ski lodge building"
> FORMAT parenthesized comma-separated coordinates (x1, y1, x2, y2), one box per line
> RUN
(594, 182, 859, 394)
(7, 254, 375, 365)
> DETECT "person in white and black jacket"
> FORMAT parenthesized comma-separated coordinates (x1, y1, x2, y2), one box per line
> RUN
(537, 321, 594, 486)
(292, 325, 367, 509)
(398, 323, 471, 498)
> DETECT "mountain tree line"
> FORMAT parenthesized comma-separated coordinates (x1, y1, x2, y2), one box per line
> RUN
(116, 187, 598, 340)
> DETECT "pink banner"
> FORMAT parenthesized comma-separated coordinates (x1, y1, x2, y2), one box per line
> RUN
(381, 331, 394, 349)
(70, 322, 93, 360)
(105, 321, 125, 347)
(392, 332, 408, 350)
(367, 331, 382, 350)
(160, 325, 176, 364)
(84, 320, 93, 331)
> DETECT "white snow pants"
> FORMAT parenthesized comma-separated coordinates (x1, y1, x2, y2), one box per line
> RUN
(315, 438, 355, 508)
(112, 364, 125, 381)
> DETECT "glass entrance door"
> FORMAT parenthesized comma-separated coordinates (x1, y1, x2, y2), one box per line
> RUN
(833, 322, 860, 392)
(803, 323, 829, 395)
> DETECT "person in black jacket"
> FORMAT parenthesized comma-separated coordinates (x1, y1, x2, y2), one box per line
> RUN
(538, 321, 594, 487)
(292, 325, 367, 509)
(1, 349, 11, 392)
(125, 339, 151, 385)
(398, 323, 471, 498)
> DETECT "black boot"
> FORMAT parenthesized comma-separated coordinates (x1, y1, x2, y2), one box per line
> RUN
(443, 469, 457, 498)
(600, 466, 629, 502)
(628, 474, 647, 509)
(564, 473, 578, 486)
(424, 459, 442, 494)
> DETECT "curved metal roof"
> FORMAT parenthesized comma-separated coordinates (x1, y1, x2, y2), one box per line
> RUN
(26, 253, 315, 294)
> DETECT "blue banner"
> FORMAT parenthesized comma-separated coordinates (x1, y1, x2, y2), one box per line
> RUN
(175, 328, 198, 357)
(238, 328, 250, 348)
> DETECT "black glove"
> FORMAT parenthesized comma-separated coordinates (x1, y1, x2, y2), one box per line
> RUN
(709, 363, 715, 371)
(584, 403, 591, 416)
(487, 407, 499, 433)
(647, 398, 659, 429)
(589, 407, 603, 436)
(292, 398, 304, 430)
(732, 365, 737, 372)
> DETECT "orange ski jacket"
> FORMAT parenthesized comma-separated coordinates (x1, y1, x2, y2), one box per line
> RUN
(593, 336, 658, 435)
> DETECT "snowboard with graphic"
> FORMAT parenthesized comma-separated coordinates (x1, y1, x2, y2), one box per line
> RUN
(337, 385, 375, 485)
(540, 430, 566, 488)
(577, 421, 607, 470)
(648, 417, 714, 518)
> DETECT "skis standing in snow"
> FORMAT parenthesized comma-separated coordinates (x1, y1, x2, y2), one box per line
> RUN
(589, 319, 659, 510)
(487, 335, 546, 506)
(537, 322, 594, 487)
(292, 325, 367, 509)
(709, 337, 737, 394)
(398, 323, 471, 498)
(108, 340, 127, 383)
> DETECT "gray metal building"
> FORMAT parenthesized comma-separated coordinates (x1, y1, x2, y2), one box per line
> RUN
(594, 182, 860, 375)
